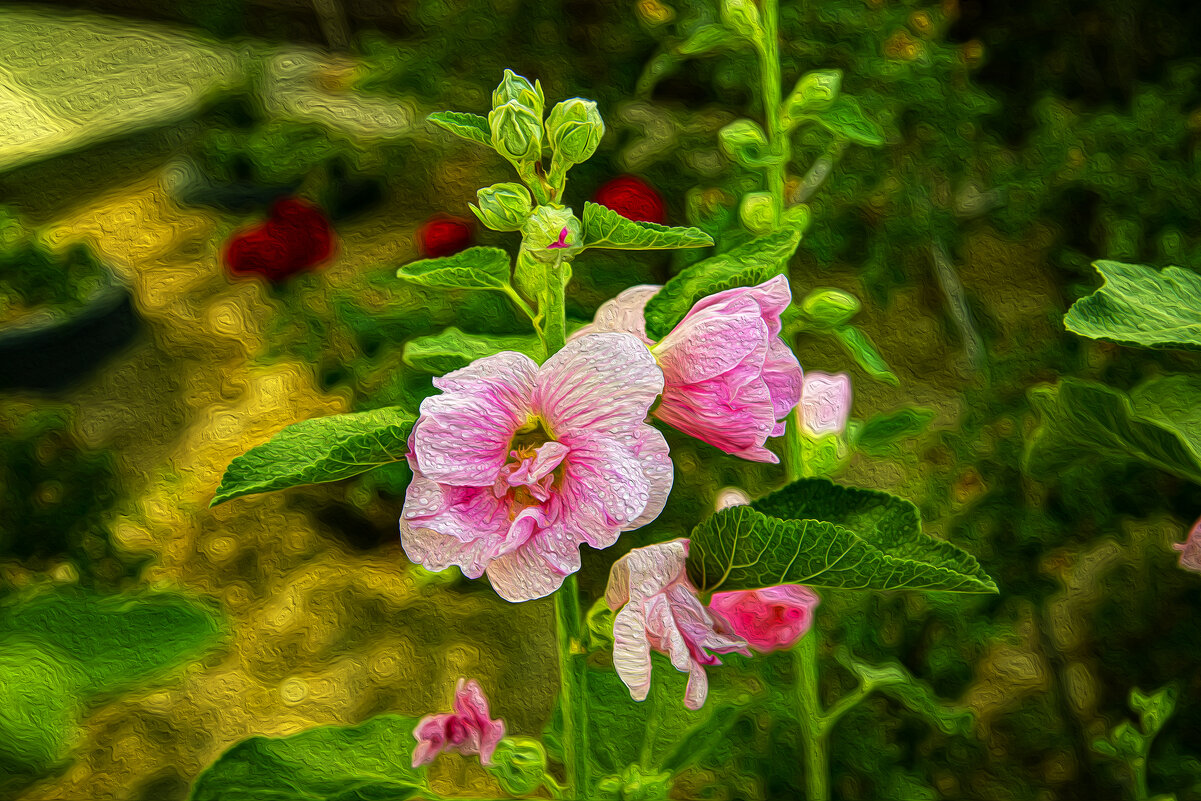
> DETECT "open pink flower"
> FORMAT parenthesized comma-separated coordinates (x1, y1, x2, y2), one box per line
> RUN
(412, 678, 506, 767)
(573, 277, 803, 463)
(800, 372, 851, 436)
(709, 586, 820, 653)
(605, 539, 749, 710)
(1173, 516, 1201, 573)
(400, 333, 672, 602)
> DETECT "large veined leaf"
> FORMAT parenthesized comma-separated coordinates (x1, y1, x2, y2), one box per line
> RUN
(643, 228, 801, 339)
(189, 716, 423, 801)
(686, 479, 997, 594)
(403, 327, 542, 374)
(1025, 376, 1201, 484)
(396, 247, 511, 291)
(427, 110, 492, 147)
(581, 202, 713, 251)
(212, 407, 415, 505)
(1063, 260, 1201, 350)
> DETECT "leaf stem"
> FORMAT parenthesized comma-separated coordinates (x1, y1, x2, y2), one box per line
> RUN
(554, 575, 589, 796)
(794, 632, 831, 801)
(756, 0, 787, 226)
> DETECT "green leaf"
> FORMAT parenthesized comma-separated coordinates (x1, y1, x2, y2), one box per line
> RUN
(1024, 377, 1201, 484)
(213, 407, 415, 505)
(832, 325, 899, 385)
(677, 24, 738, 56)
(582, 202, 713, 251)
(403, 327, 542, 374)
(686, 478, 997, 594)
(427, 110, 492, 147)
(841, 656, 973, 736)
(813, 96, 885, 147)
(1064, 260, 1201, 350)
(643, 229, 801, 339)
(853, 407, 935, 456)
(658, 705, 745, 774)
(189, 715, 423, 801)
(1130, 685, 1177, 737)
(396, 246, 512, 291)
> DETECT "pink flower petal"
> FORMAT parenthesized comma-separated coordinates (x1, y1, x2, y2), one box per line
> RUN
(656, 308, 769, 385)
(763, 339, 804, 422)
(535, 333, 663, 434)
(654, 373, 779, 463)
(558, 434, 652, 544)
(715, 487, 752, 511)
(605, 538, 690, 610)
(686, 274, 791, 338)
(709, 585, 820, 653)
(572, 284, 659, 344)
(1174, 516, 1201, 573)
(486, 537, 578, 602)
(612, 604, 653, 701)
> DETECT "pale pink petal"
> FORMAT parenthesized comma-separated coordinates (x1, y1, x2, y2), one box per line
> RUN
(646, 593, 693, 674)
(762, 338, 804, 422)
(402, 471, 510, 544)
(486, 539, 576, 602)
(571, 284, 659, 344)
(800, 372, 852, 436)
(400, 520, 494, 579)
(1174, 516, 1201, 573)
(715, 487, 752, 511)
(683, 659, 709, 711)
(626, 426, 673, 529)
(558, 435, 652, 545)
(535, 333, 663, 434)
(654, 374, 779, 463)
(656, 308, 768, 385)
(506, 441, 570, 486)
(605, 539, 690, 610)
(612, 604, 653, 702)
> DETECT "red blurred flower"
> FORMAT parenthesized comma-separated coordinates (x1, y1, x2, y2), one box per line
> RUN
(593, 175, 665, 224)
(419, 215, 475, 258)
(224, 197, 335, 282)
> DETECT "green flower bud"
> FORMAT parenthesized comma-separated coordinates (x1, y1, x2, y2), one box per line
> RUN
(546, 98, 605, 166)
(471, 182, 533, 231)
(489, 100, 543, 164)
(487, 737, 548, 797)
(718, 119, 774, 167)
(522, 205, 583, 263)
(721, 0, 762, 40)
(492, 69, 544, 117)
(739, 192, 775, 235)
(801, 288, 861, 328)
(785, 69, 842, 119)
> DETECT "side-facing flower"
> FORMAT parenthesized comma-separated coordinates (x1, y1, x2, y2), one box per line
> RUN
(1173, 515, 1201, 573)
(605, 539, 749, 710)
(709, 585, 820, 653)
(400, 333, 672, 602)
(799, 371, 852, 436)
(412, 678, 505, 768)
(573, 276, 804, 463)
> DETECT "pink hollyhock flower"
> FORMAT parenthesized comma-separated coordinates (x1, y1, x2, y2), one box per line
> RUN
(412, 678, 506, 767)
(573, 277, 803, 463)
(799, 371, 852, 436)
(400, 333, 672, 602)
(605, 539, 749, 710)
(1173, 516, 1201, 573)
(709, 585, 820, 653)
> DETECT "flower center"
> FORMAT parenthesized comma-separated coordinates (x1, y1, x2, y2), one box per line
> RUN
(495, 418, 569, 514)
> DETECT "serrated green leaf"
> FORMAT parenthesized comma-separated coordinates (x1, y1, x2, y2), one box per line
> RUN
(189, 715, 423, 801)
(1024, 377, 1201, 485)
(403, 327, 542, 374)
(582, 202, 712, 251)
(686, 478, 997, 594)
(854, 407, 935, 456)
(213, 407, 415, 505)
(643, 229, 801, 339)
(832, 325, 898, 385)
(1064, 260, 1201, 350)
(814, 96, 885, 147)
(396, 246, 511, 291)
(427, 110, 492, 147)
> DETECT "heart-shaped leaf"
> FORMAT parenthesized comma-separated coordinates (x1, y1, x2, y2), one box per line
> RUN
(396, 246, 512, 291)
(1064, 260, 1201, 350)
(581, 202, 712, 251)
(427, 110, 492, 147)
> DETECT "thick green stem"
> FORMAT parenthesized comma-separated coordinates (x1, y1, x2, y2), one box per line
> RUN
(554, 575, 589, 796)
(794, 632, 831, 801)
(757, 0, 787, 226)
(543, 254, 568, 355)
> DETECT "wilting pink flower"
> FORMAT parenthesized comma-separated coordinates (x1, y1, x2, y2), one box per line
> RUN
(800, 372, 852, 436)
(573, 277, 803, 463)
(606, 539, 749, 710)
(1173, 516, 1201, 573)
(400, 333, 672, 602)
(412, 678, 506, 767)
(709, 586, 820, 653)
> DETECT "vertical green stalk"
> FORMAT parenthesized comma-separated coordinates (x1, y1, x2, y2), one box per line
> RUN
(543, 254, 568, 354)
(756, 0, 787, 226)
(794, 632, 831, 801)
(554, 574, 589, 796)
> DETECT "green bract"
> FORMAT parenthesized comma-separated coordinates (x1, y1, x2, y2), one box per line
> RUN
(487, 737, 548, 797)
(547, 98, 604, 166)
(492, 68, 544, 118)
(472, 182, 533, 231)
(719, 118, 774, 167)
(489, 100, 543, 164)
(739, 191, 775, 234)
(522, 204, 583, 262)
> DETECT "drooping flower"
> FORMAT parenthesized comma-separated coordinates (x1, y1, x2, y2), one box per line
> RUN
(1173, 516, 1201, 573)
(709, 585, 820, 653)
(412, 678, 506, 768)
(799, 371, 852, 436)
(593, 175, 665, 224)
(605, 539, 749, 710)
(573, 276, 804, 463)
(400, 333, 673, 602)
(418, 214, 475, 258)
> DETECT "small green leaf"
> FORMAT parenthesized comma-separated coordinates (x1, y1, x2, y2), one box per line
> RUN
(396, 246, 511, 291)
(836, 651, 973, 736)
(643, 228, 801, 339)
(582, 202, 713, 251)
(213, 407, 415, 505)
(1024, 377, 1201, 485)
(189, 715, 423, 801)
(687, 478, 997, 594)
(1064, 260, 1201, 350)
(403, 327, 542, 374)
(853, 407, 935, 456)
(814, 96, 885, 147)
(677, 24, 738, 56)
(1130, 685, 1177, 737)
(832, 325, 898, 385)
(427, 110, 492, 147)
